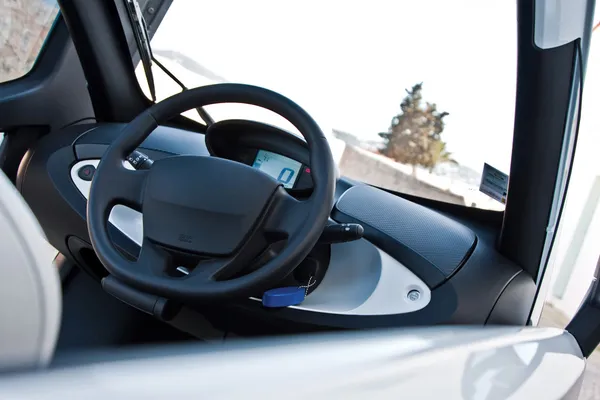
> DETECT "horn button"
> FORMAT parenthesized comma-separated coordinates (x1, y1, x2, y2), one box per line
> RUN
(142, 156, 279, 255)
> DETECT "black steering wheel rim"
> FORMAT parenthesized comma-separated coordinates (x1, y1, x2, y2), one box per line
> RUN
(87, 84, 335, 302)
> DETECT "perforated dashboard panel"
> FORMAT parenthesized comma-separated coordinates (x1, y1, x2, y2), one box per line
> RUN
(332, 185, 477, 288)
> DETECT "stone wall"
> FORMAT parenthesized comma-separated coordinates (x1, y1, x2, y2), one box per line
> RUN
(338, 146, 465, 205)
(0, 1, 59, 82)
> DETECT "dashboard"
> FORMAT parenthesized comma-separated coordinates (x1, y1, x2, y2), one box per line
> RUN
(14, 119, 534, 331)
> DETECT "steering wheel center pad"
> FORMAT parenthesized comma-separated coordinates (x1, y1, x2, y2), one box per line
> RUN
(143, 156, 279, 255)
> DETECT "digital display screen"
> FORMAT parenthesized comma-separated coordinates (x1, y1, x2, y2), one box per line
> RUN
(252, 150, 302, 189)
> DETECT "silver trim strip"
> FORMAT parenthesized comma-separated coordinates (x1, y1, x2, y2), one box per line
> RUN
(70, 160, 143, 247)
(277, 239, 430, 315)
(530, 51, 583, 324)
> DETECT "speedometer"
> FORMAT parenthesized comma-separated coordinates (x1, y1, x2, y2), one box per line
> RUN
(252, 150, 302, 189)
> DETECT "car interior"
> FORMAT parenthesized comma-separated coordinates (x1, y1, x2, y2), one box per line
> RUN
(0, 0, 592, 372)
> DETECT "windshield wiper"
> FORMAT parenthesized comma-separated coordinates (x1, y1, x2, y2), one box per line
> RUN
(151, 56, 214, 125)
(124, 0, 213, 126)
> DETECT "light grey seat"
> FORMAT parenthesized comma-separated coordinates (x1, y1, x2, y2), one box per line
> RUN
(0, 169, 61, 371)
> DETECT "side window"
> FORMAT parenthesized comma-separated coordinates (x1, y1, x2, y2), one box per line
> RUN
(0, 0, 60, 84)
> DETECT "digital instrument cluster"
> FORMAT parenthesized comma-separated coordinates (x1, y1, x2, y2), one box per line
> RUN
(205, 120, 314, 193)
(252, 150, 302, 189)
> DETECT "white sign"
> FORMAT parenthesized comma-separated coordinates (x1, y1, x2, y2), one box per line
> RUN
(480, 163, 509, 204)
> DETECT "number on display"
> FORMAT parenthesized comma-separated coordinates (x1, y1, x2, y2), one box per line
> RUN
(277, 168, 295, 185)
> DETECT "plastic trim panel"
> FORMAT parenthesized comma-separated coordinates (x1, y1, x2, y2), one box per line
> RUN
(333, 185, 477, 288)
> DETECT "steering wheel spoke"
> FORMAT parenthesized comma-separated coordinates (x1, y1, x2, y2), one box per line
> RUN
(189, 257, 232, 282)
(264, 187, 312, 240)
(111, 165, 148, 210)
(135, 238, 171, 277)
(191, 225, 269, 282)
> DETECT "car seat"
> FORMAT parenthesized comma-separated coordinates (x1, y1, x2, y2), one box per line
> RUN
(0, 169, 61, 371)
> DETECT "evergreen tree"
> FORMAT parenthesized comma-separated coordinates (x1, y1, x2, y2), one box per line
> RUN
(379, 83, 454, 174)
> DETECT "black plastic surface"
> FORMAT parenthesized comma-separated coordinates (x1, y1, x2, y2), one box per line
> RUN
(206, 120, 309, 164)
(17, 124, 142, 268)
(67, 236, 107, 281)
(58, 0, 149, 121)
(499, 1, 588, 280)
(566, 258, 600, 358)
(486, 270, 537, 325)
(102, 275, 179, 321)
(102, 275, 159, 315)
(74, 124, 209, 158)
(77, 143, 172, 163)
(57, 270, 190, 352)
(318, 223, 364, 244)
(333, 185, 477, 288)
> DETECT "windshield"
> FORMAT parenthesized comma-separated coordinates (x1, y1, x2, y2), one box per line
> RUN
(134, 0, 516, 211)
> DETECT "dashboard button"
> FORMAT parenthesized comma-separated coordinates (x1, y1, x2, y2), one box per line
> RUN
(77, 165, 96, 181)
(295, 166, 313, 190)
(127, 150, 148, 169)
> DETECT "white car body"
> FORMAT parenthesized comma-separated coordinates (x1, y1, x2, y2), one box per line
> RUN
(0, 326, 585, 399)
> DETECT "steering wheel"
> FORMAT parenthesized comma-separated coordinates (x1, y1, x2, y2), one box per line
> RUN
(87, 84, 335, 302)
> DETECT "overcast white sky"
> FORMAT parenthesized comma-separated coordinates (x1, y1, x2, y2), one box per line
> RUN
(152, 1, 519, 172)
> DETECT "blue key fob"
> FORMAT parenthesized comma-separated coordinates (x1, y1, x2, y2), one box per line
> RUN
(262, 287, 306, 308)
